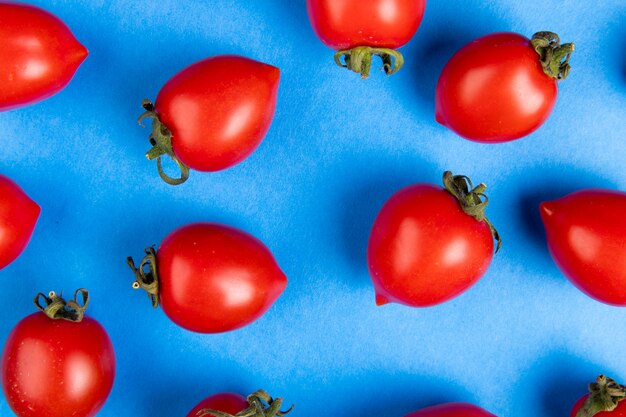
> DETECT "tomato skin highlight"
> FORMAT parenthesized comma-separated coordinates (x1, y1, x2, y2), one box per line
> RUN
(435, 32, 557, 143)
(306, 0, 426, 50)
(186, 393, 249, 417)
(155, 223, 287, 333)
(0, 2, 88, 112)
(1, 313, 116, 417)
(404, 402, 498, 417)
(367, 184, 494, 307)
(154, 55, 280, 172)
(540, 189, 626, 306)
(0, 175, 40, 270)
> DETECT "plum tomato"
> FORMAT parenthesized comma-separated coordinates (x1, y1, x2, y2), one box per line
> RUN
(138, 55, 280, 185)
(127, 222, 287, 333)
(1, 289, 116, 417)
(306, 0, 426, 78)
(436, 32, 574, 143)
(0, 1, 88, 111)
(368, 171, 500, 307)
(188, 390, 292, 417)
(0, 175, 40, 270)
(540, 189, 626, 305)
(570, 375, 626, 417)
(405, 403, 497, 417)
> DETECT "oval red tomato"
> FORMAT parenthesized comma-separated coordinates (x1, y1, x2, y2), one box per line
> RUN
(570, 375, 626, 417)
(0, 2, 88, 112)
(306, 0, 426, 78)
(540, 189, 626, 305)
(367, 171, 500, 307)
(128, 222, 287, 333)
(0, 175, 40, 270)
(405, 402, 497, 417)
(436, 32, 574, 143)
(139, 55, 280, 185)
(186, 392, 249, 417)
(1, 290, 115, 417)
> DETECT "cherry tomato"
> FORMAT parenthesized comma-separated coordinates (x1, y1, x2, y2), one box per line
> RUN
(405, 403, 497, 417)
(139, 55, 280, 185)
(128, 223, 287, 333)
(0, 175, 40, 270)
(436, 32, 574, 143)
(541, 189, 626, 305)
(187, 390, 290, 417)
(2, 290, 116, 417)
(367, 172, 500, 307)
(0, 2, 88, 112)
(186, 392, 248, 417)
(570, 375, 626, 417)
(306, 0, 426, 78)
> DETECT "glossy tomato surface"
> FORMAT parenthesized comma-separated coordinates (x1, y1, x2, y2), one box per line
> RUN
(154, 55, 280, 172)
(436, 32, 557, 143)
(306, 0, 426, 50)
(186, 392, 248, 417)
(0, 1, 87, 112)
(367, 184, 494, 307)
(405, 403, 497, 417)
(1, 313, 116, 417)
(156, 223, 287, 333)
(540, 189, 626, 305)
(0, 175, 40, 270)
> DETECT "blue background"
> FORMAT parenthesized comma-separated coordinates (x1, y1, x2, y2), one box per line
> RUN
(1, 1, 625, 416)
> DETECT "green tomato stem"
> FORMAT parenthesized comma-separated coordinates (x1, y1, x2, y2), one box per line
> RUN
(334, 46, 404, 79)
(197, 390, 293, 417)
(576, 375, 626, 417)
(531, 31, 575, 80)
(34, 288, 89, 322)
(127, 246, 160, 308)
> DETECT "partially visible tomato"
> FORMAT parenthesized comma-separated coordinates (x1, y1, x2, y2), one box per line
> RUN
(541, 189, 626, 305)
(570, 375, 626, 417)
(0, 2, 88, 112)
(128, 223, 287, 333)
(0, 175, 40, 270)
(1, 290, 116, 417)
(436, 32, 574, 143)
(187, 390, 291, 417)
(405, 402, 497, 417)
(139, 55, 280, 185)
(306, 0, 426, 78)
(186, 392, 248, 417)
(368, 171, 500, 307)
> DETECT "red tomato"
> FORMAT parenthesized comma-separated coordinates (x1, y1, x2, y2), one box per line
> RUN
(405, 402, 497, 417)
(306, 0, 426, 77)
(128, 223, 287, 333)
(541, 189, 626, 305)
(367, 172, 499, 307)
(0, 175, 40, 270)
(186, 393, 248, 417)
(1, 291, 116, 417)
(140, 55, 280, 185)
(0, 2, 87, 112)
(569, 375, 626, 417)
(436, 32, 574, 143)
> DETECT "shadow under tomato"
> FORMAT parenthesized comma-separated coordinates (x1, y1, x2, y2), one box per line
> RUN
(510, 351, 605, 417)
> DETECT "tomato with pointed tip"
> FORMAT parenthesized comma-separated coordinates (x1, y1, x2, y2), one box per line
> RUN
(367, 172, 499, 307)
(2, 291, 116, 417)
(140, 55, 280, 185)
(128, 223, 287, 333)
(436, 32, 574, 143)
(186, 393, 249, 417)
(0, 2, 88, 112)
(540, 189, 626, 305)
(0, 175, 40, 270)
(306, 0, 426, 78)
(405, 403, 498, 417)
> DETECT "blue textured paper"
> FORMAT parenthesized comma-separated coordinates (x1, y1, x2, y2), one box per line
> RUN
(1, 1, 625, 416)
